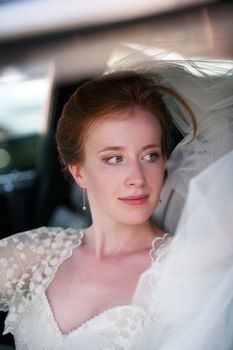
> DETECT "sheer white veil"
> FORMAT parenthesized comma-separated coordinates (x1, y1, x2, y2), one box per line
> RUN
(132, 149, 233, 349)
(106, 44, 233, 349)
(106, 44, 233, 233)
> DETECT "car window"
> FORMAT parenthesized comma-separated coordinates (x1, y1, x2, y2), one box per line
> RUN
(0, 66, 52, 174)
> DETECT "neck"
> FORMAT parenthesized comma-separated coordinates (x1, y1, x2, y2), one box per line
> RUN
(84, 220, 162, 259)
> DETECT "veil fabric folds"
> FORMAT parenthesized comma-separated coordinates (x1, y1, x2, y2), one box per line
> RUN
(132, 149, 233, 350)
(107, 45, 233, 349)
(107, 44, 233, 233)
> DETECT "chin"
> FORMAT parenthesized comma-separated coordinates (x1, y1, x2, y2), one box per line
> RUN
(115, 210, 153, 226)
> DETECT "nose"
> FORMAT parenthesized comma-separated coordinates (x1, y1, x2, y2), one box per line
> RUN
(125, 160, 146, 188)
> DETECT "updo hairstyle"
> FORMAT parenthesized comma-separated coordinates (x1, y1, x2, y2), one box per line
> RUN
(56, 71, 196, 176)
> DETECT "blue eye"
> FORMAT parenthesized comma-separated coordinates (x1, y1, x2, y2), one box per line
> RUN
(144, 152, 159, 162)
(105, 155, 123, 165)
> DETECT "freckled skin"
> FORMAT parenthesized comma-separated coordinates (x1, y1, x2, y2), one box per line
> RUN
(72, 108, 164, 228)
(46, 108, 165, 333)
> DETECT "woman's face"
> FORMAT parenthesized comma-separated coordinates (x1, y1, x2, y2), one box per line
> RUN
(70, 107, 165, 227)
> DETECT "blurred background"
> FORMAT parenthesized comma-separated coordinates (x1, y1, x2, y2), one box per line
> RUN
(0, 0, 232, 347)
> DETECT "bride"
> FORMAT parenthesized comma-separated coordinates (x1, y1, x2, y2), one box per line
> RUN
(0, 62, 233, 350)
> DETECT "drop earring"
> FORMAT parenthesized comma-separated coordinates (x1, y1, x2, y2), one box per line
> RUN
(82, 188, 86, 211)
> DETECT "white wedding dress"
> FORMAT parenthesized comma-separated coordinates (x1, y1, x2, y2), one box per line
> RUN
(0, 227, 171, 350)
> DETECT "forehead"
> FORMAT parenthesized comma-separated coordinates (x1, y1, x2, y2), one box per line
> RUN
(85, 108, 161, 148)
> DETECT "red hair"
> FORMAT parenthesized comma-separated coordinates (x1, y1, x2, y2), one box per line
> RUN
(56, 71, 196, 175)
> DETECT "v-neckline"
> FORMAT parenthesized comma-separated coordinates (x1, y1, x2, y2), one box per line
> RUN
(42, 291, 144, 338)
(42, 229, 170, 337)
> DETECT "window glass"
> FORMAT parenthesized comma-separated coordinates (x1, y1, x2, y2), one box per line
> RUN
(0, 65, 52, 174)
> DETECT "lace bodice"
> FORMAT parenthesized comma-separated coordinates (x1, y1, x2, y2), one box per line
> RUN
(0, 227, 171, 349)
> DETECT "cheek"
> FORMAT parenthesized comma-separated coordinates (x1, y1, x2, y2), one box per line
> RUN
(84, 164, 119, 196)
(147, 161, 164, 178)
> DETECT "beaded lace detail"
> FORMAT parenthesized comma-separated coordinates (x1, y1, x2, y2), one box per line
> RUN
(149, 233, 172, 264)
(0, 226, 83, 334)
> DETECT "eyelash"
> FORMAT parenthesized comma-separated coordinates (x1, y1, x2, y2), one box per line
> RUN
(103, 152, 160, 165)
(144, 152, 160, 162)
(103, 155, 123, 165)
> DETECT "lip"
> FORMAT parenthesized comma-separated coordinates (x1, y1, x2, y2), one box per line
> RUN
(118, 194, 149, 205)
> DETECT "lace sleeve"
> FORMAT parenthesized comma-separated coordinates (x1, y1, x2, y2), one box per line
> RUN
(0, 226, 82, 312)
(0, 233, 25, 311)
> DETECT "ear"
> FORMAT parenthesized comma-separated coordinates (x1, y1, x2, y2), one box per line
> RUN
(68, 163, 86, 188)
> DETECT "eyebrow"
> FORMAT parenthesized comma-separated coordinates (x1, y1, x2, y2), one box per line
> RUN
(97, 144, 161, 154)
